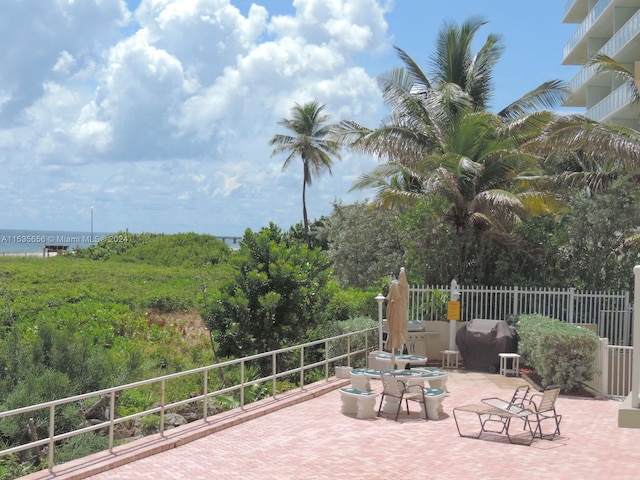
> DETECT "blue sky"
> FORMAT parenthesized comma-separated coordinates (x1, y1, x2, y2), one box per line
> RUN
(1, 0, 582, 237)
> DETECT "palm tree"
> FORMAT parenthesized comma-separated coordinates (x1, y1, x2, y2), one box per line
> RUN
(336, 17, 566, 170)
(269, 100, 341, 246)
(335, 17, 567, 279)
(349, 107, 557, 277)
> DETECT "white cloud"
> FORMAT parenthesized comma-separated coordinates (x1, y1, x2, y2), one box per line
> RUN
(0, 0, 392, 236)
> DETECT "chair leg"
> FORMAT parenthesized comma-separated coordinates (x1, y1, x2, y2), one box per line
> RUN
(377, 393, 386, 417)
(530, 412, 562, 440)
(394, 395, 404, 421)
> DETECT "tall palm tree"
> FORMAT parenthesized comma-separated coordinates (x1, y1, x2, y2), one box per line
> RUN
(392, 16, 566, 117)
(336, 17, 566, 171)
(269, 100, 341, 246)
(335, 17, 567, 278)
(349, 107, 557, 277)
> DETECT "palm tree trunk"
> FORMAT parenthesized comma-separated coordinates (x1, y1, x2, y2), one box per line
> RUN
(302, 180, 310, 247)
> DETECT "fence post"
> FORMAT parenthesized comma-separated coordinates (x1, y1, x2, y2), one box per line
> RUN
(632, 266, 640, 408)
(599, 337, 609, 396)
(449, 280, 460, 351)
(568, 287, 575, 323)
(512, 286, 519, 317)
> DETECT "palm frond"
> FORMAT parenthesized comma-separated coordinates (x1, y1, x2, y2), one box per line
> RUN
(393, 46, 432, 93)
(498, 80, 569, 121)
(587, 53, 640, 103)
(466, 32, 504, 110)
(533, 115, 640, 167)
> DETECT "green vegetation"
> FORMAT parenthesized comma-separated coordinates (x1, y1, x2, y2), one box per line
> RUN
(0, 228, 377, 477)
(516, 314, 600, 392)
(2, 14, 640, 478)
(203, 224, 334, 364)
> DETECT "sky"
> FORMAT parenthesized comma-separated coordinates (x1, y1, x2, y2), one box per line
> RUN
(0, 0, 582, 237)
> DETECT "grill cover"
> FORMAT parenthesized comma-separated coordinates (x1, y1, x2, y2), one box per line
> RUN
(455, 319, 516, 372)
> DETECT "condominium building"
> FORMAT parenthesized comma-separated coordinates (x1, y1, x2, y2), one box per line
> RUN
(562, 0, 640, 129)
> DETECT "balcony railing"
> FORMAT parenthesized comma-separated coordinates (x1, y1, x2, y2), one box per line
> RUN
(568, 64, 598, 94)
(567, 9, 640, 94)
(586, 83, 635, 121)
(603, 8, 640, 58)
(564, 0, 612, 60)
(565, 0, 578, 15)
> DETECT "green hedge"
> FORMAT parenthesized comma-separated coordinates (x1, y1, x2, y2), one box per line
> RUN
(516, 314, 599, 392)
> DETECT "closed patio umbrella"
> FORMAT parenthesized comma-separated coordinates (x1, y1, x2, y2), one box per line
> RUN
(385, 279, 407, 357)
(398, 267, 409, 327)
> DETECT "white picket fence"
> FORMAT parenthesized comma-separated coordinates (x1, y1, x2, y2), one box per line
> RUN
(407, 283, 634, 397)
(409, 284, 632, 346)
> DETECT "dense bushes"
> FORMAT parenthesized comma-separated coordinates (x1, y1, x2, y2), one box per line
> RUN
(71, 231, 231, 268)
(202, 225, 334, 363)
(516, 314, 599, 392)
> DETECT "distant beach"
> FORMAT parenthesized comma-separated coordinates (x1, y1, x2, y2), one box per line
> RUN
(0, 229, 108, 256)
(0, 229, 241, 256)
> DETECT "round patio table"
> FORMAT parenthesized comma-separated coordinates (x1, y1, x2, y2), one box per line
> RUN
(373, 353, 428, 370)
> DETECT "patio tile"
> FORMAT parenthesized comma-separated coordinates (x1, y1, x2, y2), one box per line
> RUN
(20, 370, 640, 480)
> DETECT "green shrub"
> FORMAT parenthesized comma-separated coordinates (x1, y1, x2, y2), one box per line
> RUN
(516, 314, 599, 391)
(322, 283, 380, 322)
(310, 317, 377, 367)
(53, 432, 110, 465)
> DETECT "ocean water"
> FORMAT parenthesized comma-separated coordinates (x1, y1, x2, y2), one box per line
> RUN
(0, 229, 241, 255)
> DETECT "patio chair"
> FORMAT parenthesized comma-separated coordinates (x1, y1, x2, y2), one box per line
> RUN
(453, 385, 537, 445)
(377, 372, 428, 421)
(479, 384, 531, 433)
(524, 385, 562, 440)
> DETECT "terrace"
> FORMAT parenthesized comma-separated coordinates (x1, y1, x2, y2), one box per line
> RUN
(9, 266, 640, 478)
(21, 369, 640, 480)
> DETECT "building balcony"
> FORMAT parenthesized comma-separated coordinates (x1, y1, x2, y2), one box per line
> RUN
(564, 9, 640, 106)
(586, 83, 638, 126)
(563, 0, 613, 65)
(564, 0, 589, 23)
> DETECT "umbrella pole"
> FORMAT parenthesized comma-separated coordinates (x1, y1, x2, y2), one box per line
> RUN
(376, 294, 385, 351)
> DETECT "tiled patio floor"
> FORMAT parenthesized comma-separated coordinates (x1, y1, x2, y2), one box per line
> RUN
(21, 370, 640, 480)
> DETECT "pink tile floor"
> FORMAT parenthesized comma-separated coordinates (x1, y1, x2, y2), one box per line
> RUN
(21, 370, 640, 480)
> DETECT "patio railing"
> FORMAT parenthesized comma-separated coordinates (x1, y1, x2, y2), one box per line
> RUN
(0, 327, 377, 474)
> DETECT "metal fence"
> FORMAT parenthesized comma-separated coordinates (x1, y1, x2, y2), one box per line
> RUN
(409, 284, 632, 345)
(584, 339, 634, 398)
(0, 328, 377, 474)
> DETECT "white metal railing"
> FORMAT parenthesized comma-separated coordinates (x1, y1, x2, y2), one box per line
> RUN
(602, 9, 640, 58)
(585, 340, 633, 398)
(586, 337, 609, 395)
(567, 64, 598, 94)
(564, 0, 577, 15)
(586, 82, 635, 121)
(409, 284, 631, 345)
(564, 0, 612, 59)
(607, 344, 634, 397)
(568, 10, 640, 96)
(0, 327, 377, 473)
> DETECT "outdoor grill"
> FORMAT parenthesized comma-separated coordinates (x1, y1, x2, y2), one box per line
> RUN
(407, 320, 426, 332)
